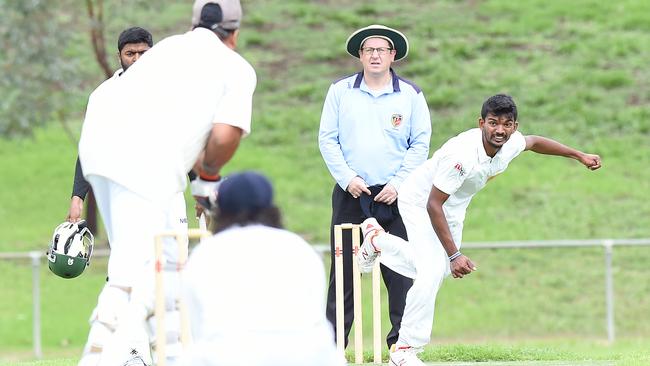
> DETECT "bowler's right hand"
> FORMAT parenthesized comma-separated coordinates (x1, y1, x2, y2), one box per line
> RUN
(450, 255, 477, 279)
(346, 176, 371, 199)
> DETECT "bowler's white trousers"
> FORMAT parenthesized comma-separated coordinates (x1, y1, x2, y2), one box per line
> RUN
(375, 200, 463, 348)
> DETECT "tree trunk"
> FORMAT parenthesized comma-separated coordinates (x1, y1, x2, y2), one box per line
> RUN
(86, 0, 112, 79)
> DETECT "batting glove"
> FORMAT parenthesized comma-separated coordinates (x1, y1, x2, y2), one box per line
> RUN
(190, 173, 222, 211)
(190, 178, 222, 198)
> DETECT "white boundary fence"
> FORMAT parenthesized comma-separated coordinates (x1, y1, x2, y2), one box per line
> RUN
(2, 238, 649, 359)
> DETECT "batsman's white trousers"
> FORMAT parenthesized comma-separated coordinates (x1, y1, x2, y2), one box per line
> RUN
(87, 174, 187, 288)
(84, 175, 188, 366)
(375, 200, 463, 348)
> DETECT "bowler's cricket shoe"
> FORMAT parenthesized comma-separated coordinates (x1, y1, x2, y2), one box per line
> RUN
(389, 344, 425, 366)
(358, 217, 384, 273)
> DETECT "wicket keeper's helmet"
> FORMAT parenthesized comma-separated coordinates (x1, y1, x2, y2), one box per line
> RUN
(47, 220, 94, 279)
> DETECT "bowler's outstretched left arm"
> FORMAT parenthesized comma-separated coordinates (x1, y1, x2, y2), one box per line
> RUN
(524, 135, 602, 170)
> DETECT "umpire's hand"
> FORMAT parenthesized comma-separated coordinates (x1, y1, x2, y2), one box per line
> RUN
(346, 176, 371, 199)
(374, 183, 397, 205)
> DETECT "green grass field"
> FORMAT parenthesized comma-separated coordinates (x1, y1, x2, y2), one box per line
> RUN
(1, 0, 649, 364)
(2, 340, 650, 366)
(0, 359, 631, 366)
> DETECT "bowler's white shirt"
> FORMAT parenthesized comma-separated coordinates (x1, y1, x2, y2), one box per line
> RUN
(399, 128, 526, 226)
(181, 225, 344, 365)
(79, 28, 256, 202)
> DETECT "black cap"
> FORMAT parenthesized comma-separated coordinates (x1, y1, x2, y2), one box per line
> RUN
(217, 171, 273, 214)
(192, 0, 242, 31)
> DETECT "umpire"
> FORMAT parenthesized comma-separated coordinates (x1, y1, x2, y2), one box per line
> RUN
(318, 24, 432, 349)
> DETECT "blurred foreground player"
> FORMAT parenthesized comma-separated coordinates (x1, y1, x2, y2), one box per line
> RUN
(181, 171, 346, 366)
(77, 1, 256, 365)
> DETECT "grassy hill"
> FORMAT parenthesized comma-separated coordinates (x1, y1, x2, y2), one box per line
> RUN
(1, 0, 649, 362)
(2, 0, 649, 247)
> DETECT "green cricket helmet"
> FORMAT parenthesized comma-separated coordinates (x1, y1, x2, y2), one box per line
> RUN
(47, 220, 94, 279)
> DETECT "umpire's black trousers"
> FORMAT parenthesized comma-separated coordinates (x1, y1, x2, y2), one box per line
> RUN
(325, 184, 413, 349)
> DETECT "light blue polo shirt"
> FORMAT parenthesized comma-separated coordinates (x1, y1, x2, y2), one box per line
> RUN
(318, 70, 431, 190)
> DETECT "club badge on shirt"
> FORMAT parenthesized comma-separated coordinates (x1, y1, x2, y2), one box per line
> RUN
(391, 113, 403, 129)
(454, 163, 466, 176)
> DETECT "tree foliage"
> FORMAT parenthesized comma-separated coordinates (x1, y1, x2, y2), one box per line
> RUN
(0, 0, 82, 138)
(0, 0, 178, 138)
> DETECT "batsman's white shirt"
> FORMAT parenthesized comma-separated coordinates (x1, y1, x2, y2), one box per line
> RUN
(181, 225, 345, 366)
(378, 128, 526, 348)
(79, 27, 256, 202)
(75, 65, 191, 287)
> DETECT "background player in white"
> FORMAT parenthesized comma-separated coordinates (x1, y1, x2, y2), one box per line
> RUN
(181, 171, 346, 366)
(356, 94, 602, 365)
(77, 1, 256, 364)
(67, 26, 152, 223)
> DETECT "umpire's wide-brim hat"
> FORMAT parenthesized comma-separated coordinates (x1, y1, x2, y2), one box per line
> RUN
(346, 24, 409, 61)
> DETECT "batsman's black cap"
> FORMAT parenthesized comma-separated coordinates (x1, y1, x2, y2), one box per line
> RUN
(217, 171, 273, 214)
(192, 0, 242, 30)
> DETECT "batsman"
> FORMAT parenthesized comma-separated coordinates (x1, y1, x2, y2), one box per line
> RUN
(77, 1, 256, 365)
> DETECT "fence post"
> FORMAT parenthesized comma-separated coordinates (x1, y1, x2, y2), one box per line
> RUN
(603, 240, 615, 344)
(30, 251, 43, 359)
